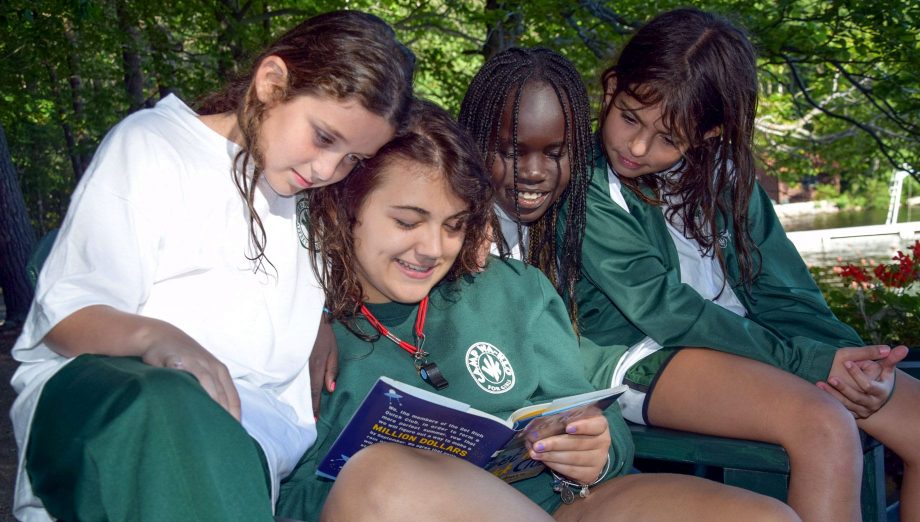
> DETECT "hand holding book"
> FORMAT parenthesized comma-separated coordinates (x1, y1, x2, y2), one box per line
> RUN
(525, 411, 612, 485)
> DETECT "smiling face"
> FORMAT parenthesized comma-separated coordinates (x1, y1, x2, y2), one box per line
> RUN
(353, 160, 469, 304)
(258, 94, 395, 196)
(491, 82, 571, 224)
(601, 91, 686, 179)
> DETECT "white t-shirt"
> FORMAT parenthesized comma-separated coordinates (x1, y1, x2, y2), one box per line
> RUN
(10, 95, 322, 520)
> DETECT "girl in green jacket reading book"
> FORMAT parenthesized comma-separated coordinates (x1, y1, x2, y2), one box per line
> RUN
(275, 99, 795, 521)
(577, 7, 919, 520)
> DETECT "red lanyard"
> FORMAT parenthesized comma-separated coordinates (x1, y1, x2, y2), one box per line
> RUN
(360, 296, 429, 358)
(360, 296, 448, 390)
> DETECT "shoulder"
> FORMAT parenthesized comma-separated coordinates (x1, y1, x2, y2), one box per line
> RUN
(469, 257, 557, 302)
(105, 95, 200, 149)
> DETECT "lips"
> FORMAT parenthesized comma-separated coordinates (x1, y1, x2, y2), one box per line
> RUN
(291, 168, 313, 189)
(395, 258, 435, 280)
(507, 189, 549, 210)
(616, 152, 642, 171)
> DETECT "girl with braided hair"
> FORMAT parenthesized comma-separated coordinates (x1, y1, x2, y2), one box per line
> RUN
(458, 47, 591, 327)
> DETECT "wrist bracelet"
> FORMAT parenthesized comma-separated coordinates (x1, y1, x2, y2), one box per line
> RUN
(551, 454, 611, 504)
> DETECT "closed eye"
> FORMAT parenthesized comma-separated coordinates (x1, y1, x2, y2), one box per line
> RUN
(444, 219, 466, 233)
(315, 129, 335, 146)
(395, 219, 419, 230)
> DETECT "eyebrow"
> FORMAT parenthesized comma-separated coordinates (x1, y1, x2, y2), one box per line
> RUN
(391, 205, 469, 220)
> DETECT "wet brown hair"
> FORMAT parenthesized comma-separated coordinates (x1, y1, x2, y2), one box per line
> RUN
(198, 10, 414, 270)
(599, 7, 761, 288)
(306, 99, 493, 323)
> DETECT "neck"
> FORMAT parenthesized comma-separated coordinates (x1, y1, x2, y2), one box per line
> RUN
(199, 112, 244, 146)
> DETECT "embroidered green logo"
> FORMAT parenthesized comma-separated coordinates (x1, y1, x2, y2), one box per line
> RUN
(296, 195, 309, 248)
(465, 342, 515, 394)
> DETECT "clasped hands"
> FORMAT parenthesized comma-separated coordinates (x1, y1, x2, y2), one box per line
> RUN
(818, 344, 909, 419)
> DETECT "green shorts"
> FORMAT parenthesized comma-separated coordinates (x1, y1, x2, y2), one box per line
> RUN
(622, 346, 682, 424)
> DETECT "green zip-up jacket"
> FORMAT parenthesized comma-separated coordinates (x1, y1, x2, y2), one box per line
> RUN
(571, 149, 862, 385)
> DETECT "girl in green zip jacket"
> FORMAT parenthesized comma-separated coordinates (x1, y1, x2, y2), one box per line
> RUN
(576, 7, 918, 521)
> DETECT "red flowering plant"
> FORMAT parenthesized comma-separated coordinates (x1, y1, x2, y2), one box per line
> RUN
(819, 241, 920, 346)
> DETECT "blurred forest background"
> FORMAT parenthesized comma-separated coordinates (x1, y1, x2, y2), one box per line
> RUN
(1, 0, 920, 324)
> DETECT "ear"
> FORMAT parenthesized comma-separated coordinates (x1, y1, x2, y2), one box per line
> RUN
(253, 55, 290, 105)
(703, 126, 722, 140)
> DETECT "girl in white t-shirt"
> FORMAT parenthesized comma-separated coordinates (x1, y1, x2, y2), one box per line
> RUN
(10, 10, 412, 521)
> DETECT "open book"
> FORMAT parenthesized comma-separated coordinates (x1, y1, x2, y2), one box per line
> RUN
(317, 377, 626, 483)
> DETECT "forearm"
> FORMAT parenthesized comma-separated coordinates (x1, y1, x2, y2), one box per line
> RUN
(43, 304, 192, 359)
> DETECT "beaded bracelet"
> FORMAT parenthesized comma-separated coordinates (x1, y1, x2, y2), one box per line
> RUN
(550, 454, 612, 504)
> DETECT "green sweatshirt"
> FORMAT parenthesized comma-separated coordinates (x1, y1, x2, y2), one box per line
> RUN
(277, 258, 634, 520)
(570, 148, 862, 385)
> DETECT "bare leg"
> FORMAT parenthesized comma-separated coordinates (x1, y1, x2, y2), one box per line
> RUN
(554, 473, 800, 522)
(321, 443, 553, 522)
(646, 348, 863, 522)
(857, 370, 920, 521)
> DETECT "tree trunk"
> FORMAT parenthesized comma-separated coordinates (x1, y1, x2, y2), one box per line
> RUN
(0, 122, 37, 326)
(62, 19, 91, 182)
(116, 0, 146, 113)
(482, 0, 523, 60)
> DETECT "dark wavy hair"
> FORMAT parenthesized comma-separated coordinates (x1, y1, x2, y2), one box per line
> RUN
(599, 8, 761, 288)
(307, 99, 493, 325)
(458, 47, 591, 328)
(198, 10, 414, 270)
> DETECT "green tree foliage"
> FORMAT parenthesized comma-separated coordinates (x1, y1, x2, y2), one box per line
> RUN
(2, 0, 919, 236)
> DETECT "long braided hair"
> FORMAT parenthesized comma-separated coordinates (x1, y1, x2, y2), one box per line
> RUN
(599, 8, 761, 289)
(198, 10, 414, 271)
(458, 47, 592, 328)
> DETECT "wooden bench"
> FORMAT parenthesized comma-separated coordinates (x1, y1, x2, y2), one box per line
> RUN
(629, 423, 893, 521)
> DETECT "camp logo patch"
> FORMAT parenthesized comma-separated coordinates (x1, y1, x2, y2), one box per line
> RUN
(717, 230, 732, 249)
(465, 342, 515, 394)
(296, 194, 310, 248)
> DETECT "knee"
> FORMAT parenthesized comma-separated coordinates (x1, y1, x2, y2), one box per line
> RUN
(784, 391, 860, 454)
(325, 444, 423, 519)
(751, 497, 802, 522)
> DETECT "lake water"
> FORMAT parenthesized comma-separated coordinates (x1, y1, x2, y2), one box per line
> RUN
(779, 205, 920, 266)
(781, 206, 919, 232)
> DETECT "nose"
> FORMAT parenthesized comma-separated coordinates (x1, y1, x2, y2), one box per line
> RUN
(310, 156, 334, 182)
(517, 156, 549, 184)
(627, 132, 650, 157)
(416, 225, 444, 261)
(310, 152, 347, 183)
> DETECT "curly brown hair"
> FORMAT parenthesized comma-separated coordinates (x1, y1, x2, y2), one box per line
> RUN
(306, 99, 493, 323)
(198, 10, 414, 271)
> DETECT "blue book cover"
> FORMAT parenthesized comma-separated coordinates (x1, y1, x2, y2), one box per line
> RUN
(316, 376, 625, 483)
